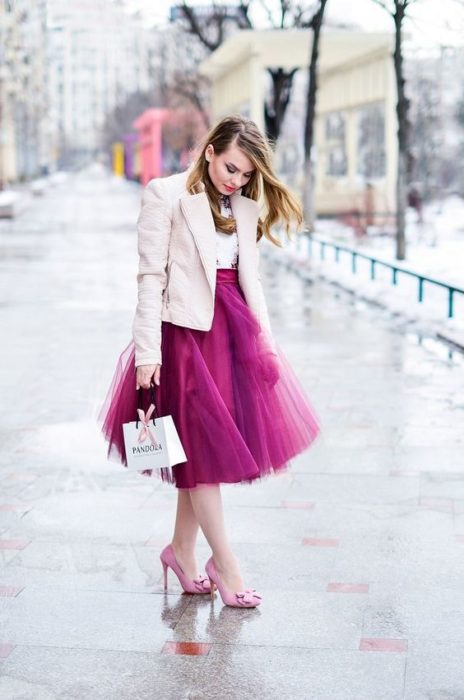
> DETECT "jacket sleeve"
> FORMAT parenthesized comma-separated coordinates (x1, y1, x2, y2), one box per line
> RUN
(132, 179, 172, 368)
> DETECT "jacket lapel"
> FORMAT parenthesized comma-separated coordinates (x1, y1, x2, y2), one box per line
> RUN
(179, 191, 217, 293)
(179, 185, 260, 296)
(229, 192, 260, 290)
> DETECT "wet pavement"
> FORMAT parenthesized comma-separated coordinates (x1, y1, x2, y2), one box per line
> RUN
(1, 165, 464, 699)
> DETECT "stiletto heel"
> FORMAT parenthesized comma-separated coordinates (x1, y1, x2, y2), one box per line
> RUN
(160, 544, 212, 594)
(162, 560, 168, 590)
(208, 578, 215, 599)
(205, 557, 262, 608)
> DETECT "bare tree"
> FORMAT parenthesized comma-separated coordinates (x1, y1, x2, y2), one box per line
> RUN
(178, 1, 319, 142)
(302, 0, 329, 231)
(165, 70, 211, 130)
(372, 0, 417, 260)
(178, 1, 252, 51)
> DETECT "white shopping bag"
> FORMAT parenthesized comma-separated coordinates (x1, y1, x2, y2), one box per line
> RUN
(123, 390, 187, 471)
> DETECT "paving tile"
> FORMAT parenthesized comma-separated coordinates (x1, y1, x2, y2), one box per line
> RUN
(302, 537, 339, 547)
(1, 473, 38, 483)
(0, 643, 15, 659)
(171, 590, 366, 650)
(360, 638, 408, 652)
(144, 537, 168, 547)
(196, 645, 406, 700)
(389, 469, 420, 477)
(328, 514, 463, 593)
(327, 583, 369, 593)
(392, 446, 464, 473)
(403, 642, 464, 699)
(0, 645, 204, 700)
(0, 504, 34, 512)
(225, 542, 338, 592)
(0, 586, 24, 597)
(8, 489, 175, 545)
(418, 497, 454, 512)
(0, 585, 192, 652)
(0, 539, 213, 593)
(226, 506, 315, 544)
(0, 540, 31, 550)
(362, 588, 464, 643)
(283, 473, 420, 506)
(280, 500, 315, 509)
(161, 641, 212, 656)
(307, 501, 454, 543)
(419, 472, 464, 500)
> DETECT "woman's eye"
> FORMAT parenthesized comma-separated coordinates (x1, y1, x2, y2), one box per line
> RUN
(226, 166, 235, 174)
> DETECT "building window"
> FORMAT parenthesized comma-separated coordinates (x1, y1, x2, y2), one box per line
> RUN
(357, 103, 386, 179)
(325, 111, 347, 176)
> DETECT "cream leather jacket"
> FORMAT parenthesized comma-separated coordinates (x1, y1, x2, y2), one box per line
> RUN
(132, 167, 273, 367)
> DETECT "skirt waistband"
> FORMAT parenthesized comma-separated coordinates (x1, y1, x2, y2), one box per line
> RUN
(216, 267, 239, 284)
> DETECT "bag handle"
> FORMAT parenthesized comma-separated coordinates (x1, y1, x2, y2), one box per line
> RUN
(136, 383, 159, 425)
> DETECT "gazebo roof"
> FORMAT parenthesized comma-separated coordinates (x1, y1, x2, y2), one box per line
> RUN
(199, 28, 394, 79)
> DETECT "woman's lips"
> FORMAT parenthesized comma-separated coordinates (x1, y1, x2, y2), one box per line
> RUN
(224, 185, 235, 192)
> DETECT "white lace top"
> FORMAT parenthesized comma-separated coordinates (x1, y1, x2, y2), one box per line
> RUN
(216, 194, 238, 269)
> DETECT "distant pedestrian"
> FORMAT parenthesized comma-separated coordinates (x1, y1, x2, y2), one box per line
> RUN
(98, 115, 321, 608)
(408, 184, 423, 224)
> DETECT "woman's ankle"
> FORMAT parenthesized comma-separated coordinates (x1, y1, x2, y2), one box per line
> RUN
(212, 552, 240, 573)
(171, 539, 196, 557)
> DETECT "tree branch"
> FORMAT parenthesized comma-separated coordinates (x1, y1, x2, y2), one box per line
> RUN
(180, 1, 220, 52)
(257, 0, 277, 27)
(371, 0, 393, 16)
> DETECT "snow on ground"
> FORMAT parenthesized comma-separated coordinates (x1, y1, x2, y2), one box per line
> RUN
(262, 196, 464, 348)
(317, 195, 464, 287)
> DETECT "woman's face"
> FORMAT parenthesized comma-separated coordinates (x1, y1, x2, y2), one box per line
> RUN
(205, 141, 255, 196)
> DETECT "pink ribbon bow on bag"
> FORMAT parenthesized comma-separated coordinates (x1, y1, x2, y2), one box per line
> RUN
(137, 403, 160, 447)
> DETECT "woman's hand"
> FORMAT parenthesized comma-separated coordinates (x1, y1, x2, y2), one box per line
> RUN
(136, 364, 161, 390)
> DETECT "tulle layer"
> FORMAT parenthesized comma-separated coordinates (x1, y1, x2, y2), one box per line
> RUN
(97, 268, 321, 488)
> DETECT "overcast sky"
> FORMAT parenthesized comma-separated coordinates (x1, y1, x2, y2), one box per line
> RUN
(125, 0, 464, 48)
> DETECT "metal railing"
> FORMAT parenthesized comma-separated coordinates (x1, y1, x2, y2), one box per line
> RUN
(292, 234, 464, 320)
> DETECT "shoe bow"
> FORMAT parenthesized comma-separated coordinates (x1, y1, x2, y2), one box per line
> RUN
(235, 588, 262, 605)
(193, 573, 211, 592)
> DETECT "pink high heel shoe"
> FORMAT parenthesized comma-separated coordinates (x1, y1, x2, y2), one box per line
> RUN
(160, 544, 212, 594)
(205, 557, 262, 608)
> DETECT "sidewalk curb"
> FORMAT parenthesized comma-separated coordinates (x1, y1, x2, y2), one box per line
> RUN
(436, 329, 464, 352)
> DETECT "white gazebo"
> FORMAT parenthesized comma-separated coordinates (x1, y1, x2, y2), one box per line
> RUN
(200, 28, 398, 222)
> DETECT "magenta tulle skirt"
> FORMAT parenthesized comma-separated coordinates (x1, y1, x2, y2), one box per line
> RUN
(97, 268, 321, 489)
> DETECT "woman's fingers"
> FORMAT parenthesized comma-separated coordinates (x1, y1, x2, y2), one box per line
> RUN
(136, 364, 160, 390)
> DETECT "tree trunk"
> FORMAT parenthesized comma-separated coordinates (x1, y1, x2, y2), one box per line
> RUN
(392, 2, 410, 261)
(396, 150, 407, 259)
(302, 156, 314, 232)
(302, 0, 328, 232)
(264, 67, 298, 143)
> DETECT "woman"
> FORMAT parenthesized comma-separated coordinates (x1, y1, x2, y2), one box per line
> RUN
(98, 115, 321, 608)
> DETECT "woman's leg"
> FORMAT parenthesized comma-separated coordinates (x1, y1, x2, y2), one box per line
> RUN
(189, 484, 245, 592)
(170, 489, 202, 580)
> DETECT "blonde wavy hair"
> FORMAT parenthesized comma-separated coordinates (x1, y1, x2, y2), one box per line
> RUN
(186, 114, 303, 246)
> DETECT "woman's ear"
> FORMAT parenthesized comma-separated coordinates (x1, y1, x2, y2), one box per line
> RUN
(205, 144, 214, 162)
